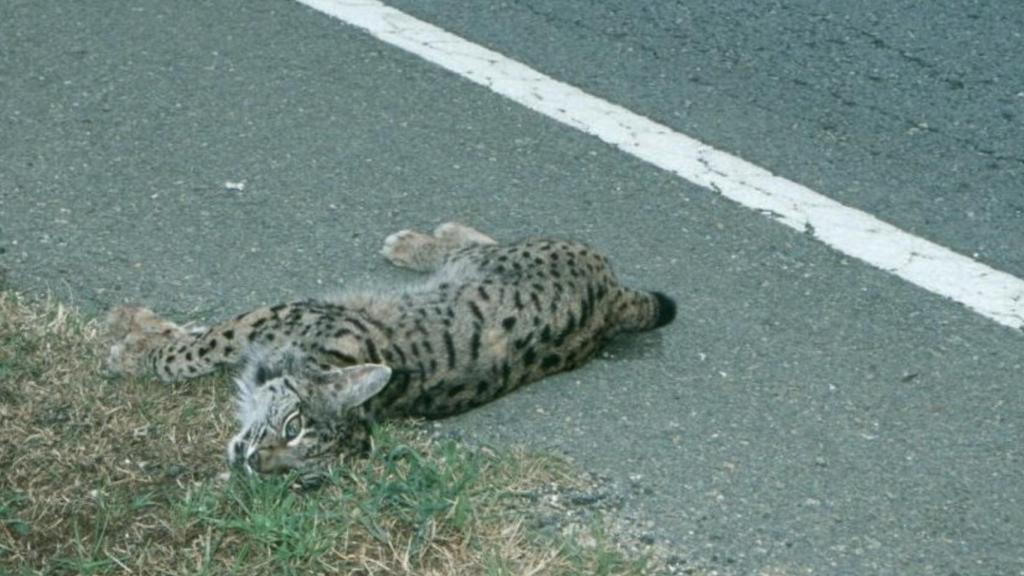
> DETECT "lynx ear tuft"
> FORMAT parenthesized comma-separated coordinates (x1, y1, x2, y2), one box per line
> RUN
(292, 364, 392, 419)
(327, 364, 393, 408)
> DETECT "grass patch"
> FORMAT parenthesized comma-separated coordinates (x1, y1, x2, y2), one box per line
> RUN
(0, 291, 650, 575)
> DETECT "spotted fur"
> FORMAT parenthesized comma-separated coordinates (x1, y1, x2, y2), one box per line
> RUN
(107, 223, 675, 478)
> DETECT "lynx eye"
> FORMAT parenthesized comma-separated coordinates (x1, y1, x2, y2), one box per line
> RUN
(281, 411, 304, 442)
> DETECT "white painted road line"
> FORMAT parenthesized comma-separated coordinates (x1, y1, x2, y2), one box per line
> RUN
(296, 0, 1024, 331)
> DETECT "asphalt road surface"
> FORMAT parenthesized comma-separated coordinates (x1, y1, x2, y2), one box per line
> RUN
(2, 1, 1021, 574)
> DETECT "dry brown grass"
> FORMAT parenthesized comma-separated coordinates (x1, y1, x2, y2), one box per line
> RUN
(0, 291, 648, 575)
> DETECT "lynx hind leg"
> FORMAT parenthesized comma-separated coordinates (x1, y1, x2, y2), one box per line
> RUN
(105, 306, 190, 377)
(382, 222, 497, 272)
(380, 229, 449, 272)
(432, 222, 496, 246)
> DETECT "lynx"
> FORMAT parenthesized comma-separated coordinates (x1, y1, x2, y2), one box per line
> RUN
(106, 223, 675, 482)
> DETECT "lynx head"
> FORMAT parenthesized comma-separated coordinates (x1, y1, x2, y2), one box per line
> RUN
(226, 348, 391, 484)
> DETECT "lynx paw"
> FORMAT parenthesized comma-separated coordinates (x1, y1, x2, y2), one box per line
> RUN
(380, 229, 437, 270)
(105, 306, 188, 377)
(433, 222, 496, 245)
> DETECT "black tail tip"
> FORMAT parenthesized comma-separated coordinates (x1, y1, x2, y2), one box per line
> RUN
(652, 291, 677, 328)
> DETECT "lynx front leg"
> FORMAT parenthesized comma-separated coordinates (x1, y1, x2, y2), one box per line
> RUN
(105, 306, 197, 378)
(107, 304, 265, 382)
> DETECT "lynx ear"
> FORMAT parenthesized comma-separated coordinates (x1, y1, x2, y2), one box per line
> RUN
(298, 364, 392, 416)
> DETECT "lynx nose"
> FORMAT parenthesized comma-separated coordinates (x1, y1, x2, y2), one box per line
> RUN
(247, 450, 260, 471)
(229, 441, 247, 466)
(231, 441, 260, 473)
